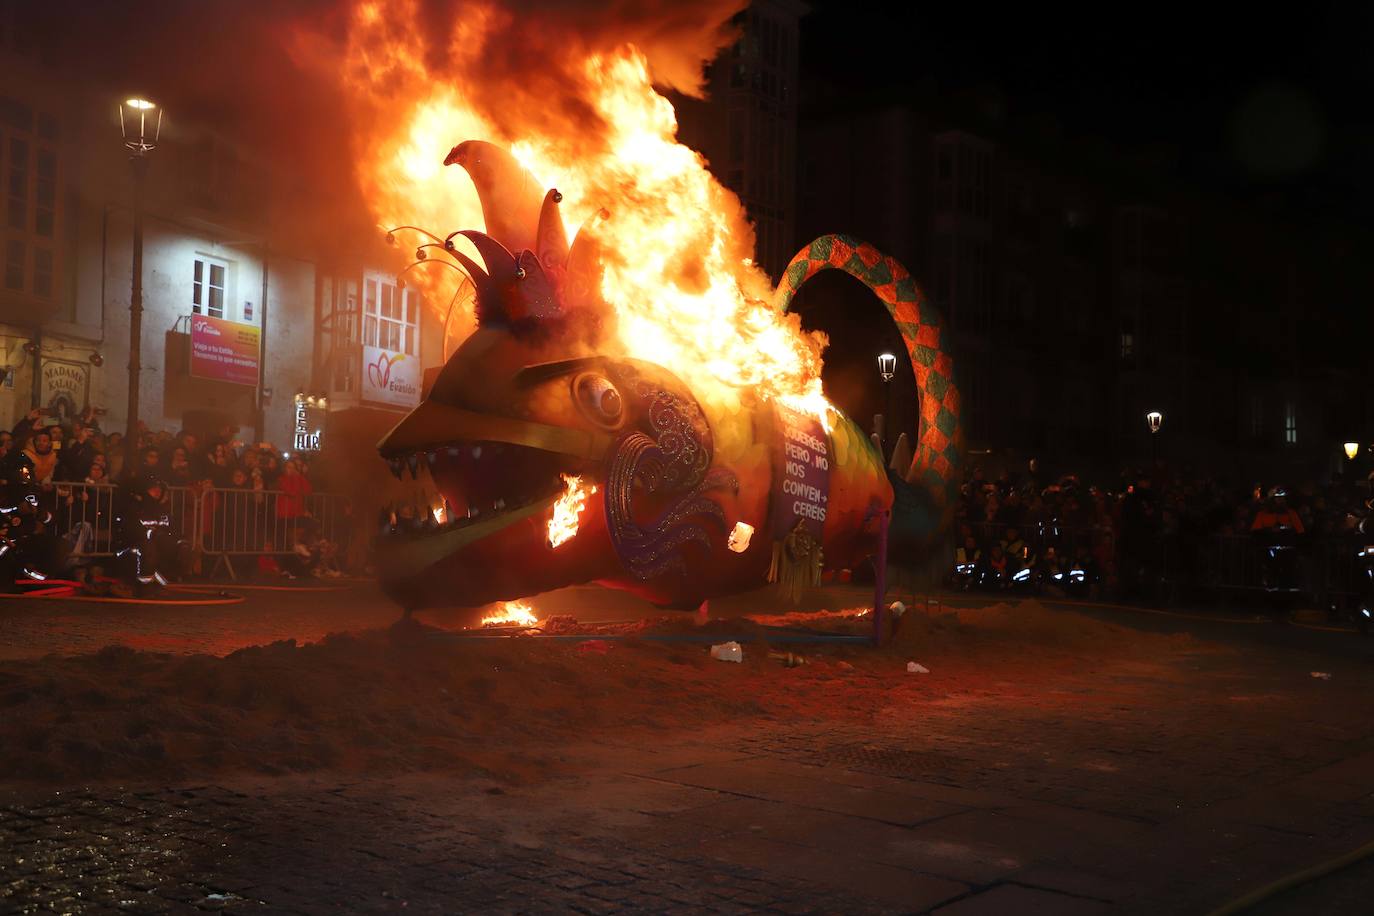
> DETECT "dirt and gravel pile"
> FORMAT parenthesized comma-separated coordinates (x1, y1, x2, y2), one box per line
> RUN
(0, 602, 1201, 784)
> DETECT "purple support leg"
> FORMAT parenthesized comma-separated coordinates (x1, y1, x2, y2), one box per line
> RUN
(873, 509, 890, 646)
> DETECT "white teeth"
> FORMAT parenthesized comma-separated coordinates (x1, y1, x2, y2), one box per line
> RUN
(472, 445, 482, 459)
(447, 447, 461, 457)
(426, 452, 438, 465)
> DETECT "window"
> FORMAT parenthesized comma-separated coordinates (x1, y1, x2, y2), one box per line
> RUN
(1120, 331, 1134, 359)
(363, 274, 419, 355)
(955, 238, 990, 337)
(192, 257, 227, 318)
(932, 234, 954, 312)
(935, 145, 954, 212)
(329, 279, 360, 394)
(4, 238, 21, 290)
(32, 246, 50, 297)
(6, 137, 26, 230)
(34, 148, 54, 237)
(956, 144, 989, 220)
(729, 111, 744, 163)
(1284, 400, 1297, 445)
(0, 96, 59, 299)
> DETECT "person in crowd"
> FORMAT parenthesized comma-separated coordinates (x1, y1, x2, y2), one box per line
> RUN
(112, 473, 181, 594)
(0, 452, 67, 586)
(952, 535, 982, 590)
(290, 523, 342, 578)
(259, 450, 283, 484)
(1067, 544, 1101, 600)
(276, 457, 313, 529)
(165, 447, 194, 487)
(22, 428, 59, 487)
(1251, 488, 1305, 535)
(998, 526, 1029, 583)
(125, 446, 162, 485)
(984, 542, 1009, 589)
(1040, 546, 1067, 597)
(1251, 487, 1304, 597)
(105, 432, 124, 480)
(56, 422, 95, 482)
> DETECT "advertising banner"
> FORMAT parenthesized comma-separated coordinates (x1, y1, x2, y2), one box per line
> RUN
(189, 315, 261, 386)
(361, 345, 421, 409)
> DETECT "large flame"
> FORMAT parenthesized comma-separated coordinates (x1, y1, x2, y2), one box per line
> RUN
(548, 474, 596, 549)
(338, 0, 828, 411)
(481, 600, 538, 628)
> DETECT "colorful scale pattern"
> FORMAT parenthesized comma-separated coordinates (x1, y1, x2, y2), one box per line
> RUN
(774, 233, 963, 523)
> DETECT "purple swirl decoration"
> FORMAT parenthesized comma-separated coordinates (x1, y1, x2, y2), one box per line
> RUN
(604, 369, 736, 581)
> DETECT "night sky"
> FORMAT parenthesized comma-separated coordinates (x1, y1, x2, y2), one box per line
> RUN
(802, 0, 1374, 225)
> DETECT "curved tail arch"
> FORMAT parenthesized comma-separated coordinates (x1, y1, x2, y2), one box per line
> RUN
(775, 234, 963, 533)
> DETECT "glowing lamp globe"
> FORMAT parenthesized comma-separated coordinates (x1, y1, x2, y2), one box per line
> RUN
(119, 97, 163, 155)
(1344, 442, 1360, 461)
(877, 352, 897, 382)
(1146, 411, 1163, 434)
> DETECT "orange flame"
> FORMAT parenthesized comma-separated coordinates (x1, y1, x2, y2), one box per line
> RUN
(548, 474, 596, 549)
(338, 0, 830, 414)
(481, 600, 538, 628)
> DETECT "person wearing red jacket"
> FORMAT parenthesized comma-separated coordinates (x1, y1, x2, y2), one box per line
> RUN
(275, 458, 313, 524)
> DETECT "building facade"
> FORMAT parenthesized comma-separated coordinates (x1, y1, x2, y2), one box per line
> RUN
(676, 0, 806, 280)
(0, 43, 441, 481)
(795, 90, 1370, 481)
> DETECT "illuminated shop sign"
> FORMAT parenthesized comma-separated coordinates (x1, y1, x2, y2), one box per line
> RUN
(293, 394, 324, 452)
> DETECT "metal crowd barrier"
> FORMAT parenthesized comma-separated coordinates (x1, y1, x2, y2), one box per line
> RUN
(197, 487, 348, 565)
(967, 520, 1103, 559)
(962, 519, 1366, 606)
(51, 482, 121, 557)
(48, 482, 351, 579)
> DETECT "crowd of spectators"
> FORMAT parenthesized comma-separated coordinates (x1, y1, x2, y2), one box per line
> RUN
(952, 462, 1374, 603)
(0, 406, 349, 581)
(0, 406, 323, 494)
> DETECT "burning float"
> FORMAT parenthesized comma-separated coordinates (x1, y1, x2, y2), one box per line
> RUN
(345, 0, 963, 613)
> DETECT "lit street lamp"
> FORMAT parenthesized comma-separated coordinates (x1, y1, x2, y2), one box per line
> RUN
(1145, 410, 1163, 466)
(878, 353, 896, 458)
(119, 96, 163, 469)
(1344, 442, 1360, 461)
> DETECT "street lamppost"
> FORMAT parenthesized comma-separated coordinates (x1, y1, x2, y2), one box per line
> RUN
(877, 352, 896, 458)
(1145, 410, 1163, 466)
(118, 96, 163, 470)
(1344, 442, 1360, 461)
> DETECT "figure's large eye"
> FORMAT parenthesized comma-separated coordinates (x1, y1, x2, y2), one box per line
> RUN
(574, 374, 624, 427)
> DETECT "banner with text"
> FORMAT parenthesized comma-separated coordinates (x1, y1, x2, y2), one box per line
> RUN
(189, 315, 261, 387)
(770, 402, 831, 540)
(361, 345, 421, 409)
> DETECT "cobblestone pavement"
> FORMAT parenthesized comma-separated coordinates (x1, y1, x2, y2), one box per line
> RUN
(3, 615, 1374, 914)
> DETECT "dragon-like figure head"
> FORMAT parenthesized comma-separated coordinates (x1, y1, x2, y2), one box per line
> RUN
(376, 142, 747, 612)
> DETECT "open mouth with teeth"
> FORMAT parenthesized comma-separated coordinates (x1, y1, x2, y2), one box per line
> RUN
(387, 440, 569, 527)
(372, 386, 619, 610)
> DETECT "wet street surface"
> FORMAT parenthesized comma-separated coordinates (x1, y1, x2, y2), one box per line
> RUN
(2, 584, 1373, 913)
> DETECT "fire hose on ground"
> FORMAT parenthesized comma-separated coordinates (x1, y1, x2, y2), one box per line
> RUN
(1204, 836, 1374, 916)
